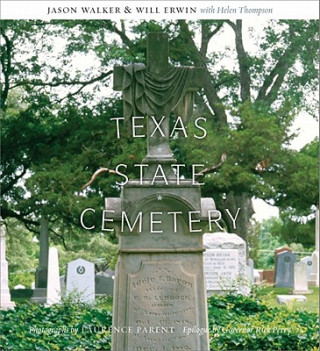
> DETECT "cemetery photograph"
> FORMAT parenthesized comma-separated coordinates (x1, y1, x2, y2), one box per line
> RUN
(0, 17, 319, 351)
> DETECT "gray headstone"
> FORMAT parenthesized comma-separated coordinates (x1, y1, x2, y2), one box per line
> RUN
(66, 258, 95, 302)
(247, 258, 254, 284)
(203, 232, 248, 295)
(275, 251, 297, 288)
(95, 272, 114, 296)
(301, 256, 313, 280)
(293, 262, 311, 294)
(31, 217, 49, 304)
(277, 295, 307, 305)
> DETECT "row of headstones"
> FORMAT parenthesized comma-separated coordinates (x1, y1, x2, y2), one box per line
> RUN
(32, 251, 114, 305)
(275, 250, 313, 292)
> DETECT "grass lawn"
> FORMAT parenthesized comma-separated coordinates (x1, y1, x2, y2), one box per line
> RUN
(256, 286, 319, 314)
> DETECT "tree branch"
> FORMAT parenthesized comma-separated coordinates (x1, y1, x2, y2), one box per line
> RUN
(178, 20, 228, 125)
(1, 165, 28, 195)
(11, 70, 113, 90)
(49, 228, 69, 250)
(256, 36, 300, 106)
(0, 27, 13, 110)
(227, 20, 251, 102)
(1, 208, 39, 227)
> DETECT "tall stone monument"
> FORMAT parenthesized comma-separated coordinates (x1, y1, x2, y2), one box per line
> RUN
(309, 208, 319, 287)
(46, 247, 61, 306)
(31, 217, 49, 303)
(107, 33, 215, 351)
(0, 217, 15, 310)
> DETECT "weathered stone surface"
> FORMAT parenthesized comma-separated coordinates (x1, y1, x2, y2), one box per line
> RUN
(0, 218, 15, 310)
(277, 295, 307, 304)
(66, 258, 95, 302)
(110, 32, 210, 351)
(275, 251, 297, 288)
(111, 182, 210, 350)
(95, 271, 114, 296)
(293, 262, 311, 294)
(203, 233, 248, 295)
(31, 217, 49, 304)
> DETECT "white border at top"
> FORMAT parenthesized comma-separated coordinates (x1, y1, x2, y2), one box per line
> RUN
(1, 1, 319, 20)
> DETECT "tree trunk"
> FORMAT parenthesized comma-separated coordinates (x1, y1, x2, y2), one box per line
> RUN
(217, 191, 254, 245)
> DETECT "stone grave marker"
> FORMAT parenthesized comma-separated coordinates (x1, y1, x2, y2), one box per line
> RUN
(0, 218, 15, 310)
(46, 247, 61, 306)
(301, 256, 313, 280)
(275, 251, 297, 288)
(66, 258, 95, 302)
(106, 32, 216, 351)
(310, 208, 319, 287)
(203, 232, 248, 295)
(95, 271, 114, 296)
(247, 258, 254, 284)
(31, 217, 49, 304)
(293, 261, 311, 294)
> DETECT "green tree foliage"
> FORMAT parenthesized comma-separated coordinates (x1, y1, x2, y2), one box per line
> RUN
(1, 19, 318, 247)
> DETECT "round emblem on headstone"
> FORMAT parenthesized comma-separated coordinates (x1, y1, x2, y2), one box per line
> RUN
(284, 256, 291, 263)
(307, 260, 312, 266)
(77, 266, 85, 275)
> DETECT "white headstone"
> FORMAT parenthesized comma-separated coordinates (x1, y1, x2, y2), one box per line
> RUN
(0, 219, 15, 310)
(301, 256, 313, 280)
(66, 258, 95, 302)
(309, 209, 319, 287)
(203, 232, 248, 295)
(13, 284, 25, 290)
(277, 295, 307, 305)
(293, 262, 311, 294)
(46, 247, 61, 306)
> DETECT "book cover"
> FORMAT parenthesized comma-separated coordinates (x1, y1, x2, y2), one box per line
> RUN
(0, 1, 319, 350)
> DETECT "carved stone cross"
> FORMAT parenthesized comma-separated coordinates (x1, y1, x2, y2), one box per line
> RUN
(113, 32, 204, 163)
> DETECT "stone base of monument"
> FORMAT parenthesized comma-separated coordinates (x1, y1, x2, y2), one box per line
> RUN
(277, 295, 307, 305)
(292, 289, 312, 294)
(107, 180, 213, 351)
(31, 288, 47, 304)
(0, 292, 16, 310)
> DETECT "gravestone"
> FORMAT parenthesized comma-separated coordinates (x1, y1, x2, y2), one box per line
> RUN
(301, 256, 313, 280)
(247, 258, 254, 284)
(0, 217, 15, 310)
(107, 32, 215, 350)
(31, 217, 49, 303)
(274, 246, 291, 272)
(13, 284, 26, 289)
(95, 271, 114, 296)
(203, 232, 248, 295)
(309, 208, 319, 287)
(277, 295, 307, 305)
(275, 251, 297, 288)
(66, 258, 95, 302)
(46, 247, 61, 306)
(293, 262, 311, 294)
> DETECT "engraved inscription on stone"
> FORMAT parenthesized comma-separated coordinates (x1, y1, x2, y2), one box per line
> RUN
(203, 249, 239, 290)
(127, 261, 200, 351)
